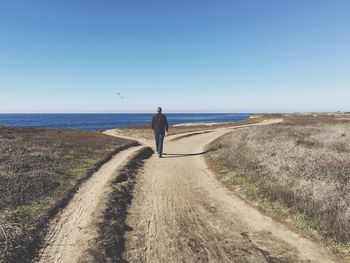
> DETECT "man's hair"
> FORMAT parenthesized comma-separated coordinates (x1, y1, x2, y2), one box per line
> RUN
(157, 107, 162, 113)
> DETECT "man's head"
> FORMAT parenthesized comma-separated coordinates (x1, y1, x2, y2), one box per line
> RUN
(157, 107, 162, 113)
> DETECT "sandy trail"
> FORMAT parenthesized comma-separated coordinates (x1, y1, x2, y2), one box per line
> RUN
(34, 119, 338, 263)
(35, 146, 142, 263)
(115, 119, 337, 263)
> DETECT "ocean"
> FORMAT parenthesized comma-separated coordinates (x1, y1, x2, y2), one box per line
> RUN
(0, 113, 251, 131)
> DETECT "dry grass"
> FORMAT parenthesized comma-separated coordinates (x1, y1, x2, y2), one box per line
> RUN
(0, 126, 137, 262)
(208, 116, 350, 246)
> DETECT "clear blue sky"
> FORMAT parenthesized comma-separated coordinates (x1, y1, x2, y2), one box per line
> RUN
(0, 0, 349, 113)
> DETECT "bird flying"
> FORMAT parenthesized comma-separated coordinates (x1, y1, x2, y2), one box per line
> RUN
(114, 91, 126, 99)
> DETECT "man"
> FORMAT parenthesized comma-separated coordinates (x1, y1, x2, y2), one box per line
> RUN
(151, 107, 169, 158)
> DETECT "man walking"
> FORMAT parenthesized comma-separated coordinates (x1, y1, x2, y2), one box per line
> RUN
(151, 107, 169, 158)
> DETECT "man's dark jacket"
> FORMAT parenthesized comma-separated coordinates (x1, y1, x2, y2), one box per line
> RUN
(152, 113, 169, 135)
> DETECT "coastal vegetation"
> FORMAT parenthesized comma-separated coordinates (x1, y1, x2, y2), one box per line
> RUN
(0, 127, 137, 262)
(207, 116, 350, 252)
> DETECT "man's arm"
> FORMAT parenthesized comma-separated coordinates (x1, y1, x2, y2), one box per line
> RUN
(164, 116, 169, 132)
(151, 115, 155, 130)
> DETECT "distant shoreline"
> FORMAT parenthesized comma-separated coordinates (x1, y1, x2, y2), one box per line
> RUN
(0, 113, 251, 131)
(1, 112, 348, 132)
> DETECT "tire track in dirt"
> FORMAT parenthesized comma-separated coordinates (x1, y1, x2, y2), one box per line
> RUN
(34, 146, 143, 263)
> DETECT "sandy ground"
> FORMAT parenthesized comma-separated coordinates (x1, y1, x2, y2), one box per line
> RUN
(34, 119, 339, 262)
(173, 122, 219, 127)
(34, 146, 143, 263)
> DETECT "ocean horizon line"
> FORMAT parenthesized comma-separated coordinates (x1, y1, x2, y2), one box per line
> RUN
(0, 112, 254, 115)
(0, 113, 253, 131)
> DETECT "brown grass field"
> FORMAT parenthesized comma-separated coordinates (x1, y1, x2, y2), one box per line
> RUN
(207, 115, 350, 251)
(0, 127, 137, 262)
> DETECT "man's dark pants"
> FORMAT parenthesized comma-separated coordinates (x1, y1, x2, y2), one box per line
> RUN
(155, 132, 165, 156)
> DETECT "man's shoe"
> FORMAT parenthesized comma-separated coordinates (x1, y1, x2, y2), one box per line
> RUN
(158, 154, 162, 158)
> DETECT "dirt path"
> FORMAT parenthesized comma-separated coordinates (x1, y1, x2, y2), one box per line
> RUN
(34, 146, 143, 263)
(110, 119, 337, 263)
(34, 119, 338, 263)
